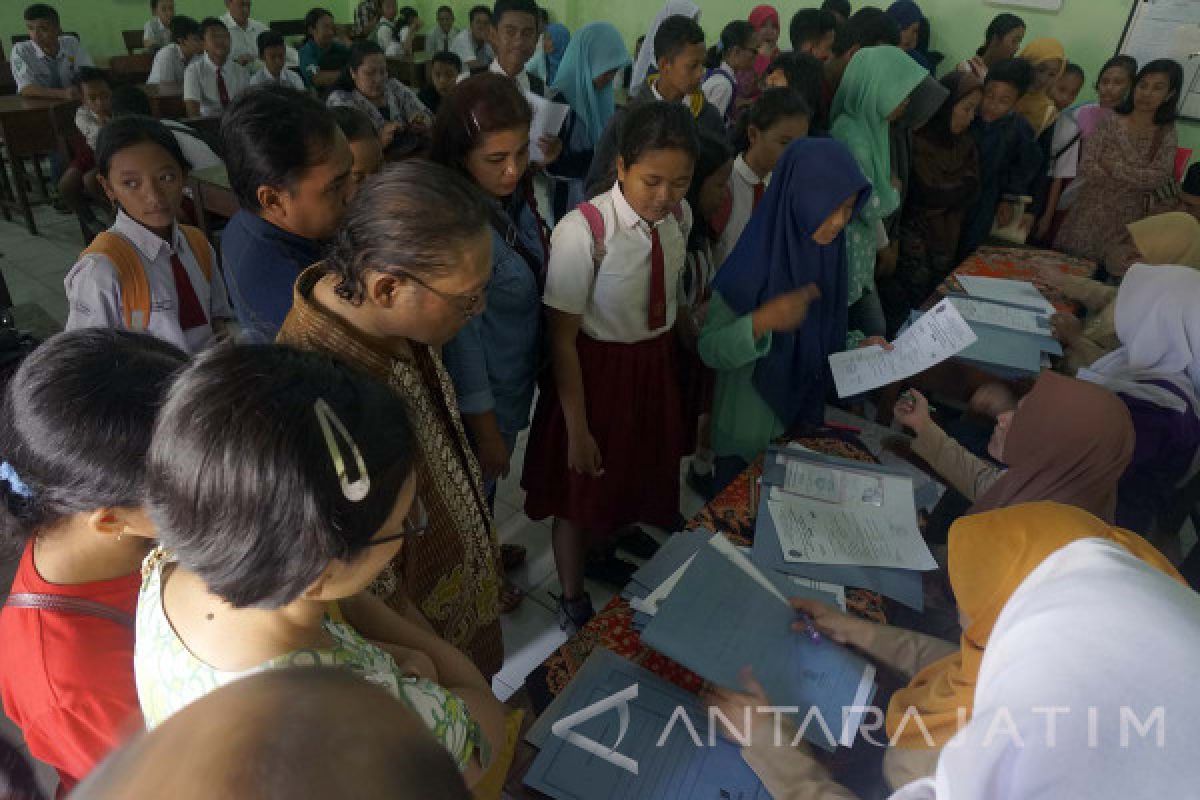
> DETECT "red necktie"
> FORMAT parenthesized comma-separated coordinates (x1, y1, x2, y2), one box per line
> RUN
(648, 225, 666, 330)
(216, 68, 230, 108)
(753, 181, 765, 209)
(170, 252, 208, 331)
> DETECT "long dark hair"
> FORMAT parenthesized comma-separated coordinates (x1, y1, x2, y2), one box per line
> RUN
(735, 87, 810, 153)
(96, 115, 190, 177)
(977, 12, 1023, 57)
(1097, 54, 1137, 90)
(1115, 58, 1183, 126)
(705, 20, 755, 69)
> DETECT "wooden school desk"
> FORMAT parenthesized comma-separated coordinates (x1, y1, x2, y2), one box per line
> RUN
(142, 83, 186, 120)
(0, 96, 74, 235)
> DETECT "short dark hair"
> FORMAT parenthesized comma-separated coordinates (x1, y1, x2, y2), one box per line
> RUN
(147, 344, 419, 610)
(71, 66, 108, 90)
(397, 6, 419, 26)
(706, 20, 755, 69)
(304, 6, 334, 38)
(655, 14, 705, 65)
(1062, 62, 1085, 83)
(618, 101, 699, 171)
(985, 57, 1034, 96)
(431, 50, 462, 71)
(833, 7, 899, 57)
(492, 0, 538, 27)
(96, 115, 190, 176)
(468, 5, 491, 24)
(790, 8, 837, 50)
(767, 52, 824, 125)
(334, 40, 384, 92)
(430, 72, 531, 178)
(170, 15, 201, 43)
(23, 4, 59, 26)
(979, 12, 1024, 56)
(111, 85, 153, 117)
(821, 0, 852, 19)
(324, 161, 489, 303)
(1117, 58, 1184, 126)
(221, 85, 341, 211)
(735, 86, 810, 151)
(1098, 54, 1138, 89)
(437, 5, 453, 14)
(199, 16, 227, 38)
(257, 29, 286, 56)
(331, 105, 378, 143)
(0, 330, 187, 555)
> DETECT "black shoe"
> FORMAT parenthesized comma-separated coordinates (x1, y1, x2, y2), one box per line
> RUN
(556, 592, 595, 634)
(687, 463, 715, 500)
(614, 526, 661, 559)
(584, 553, 638, 587)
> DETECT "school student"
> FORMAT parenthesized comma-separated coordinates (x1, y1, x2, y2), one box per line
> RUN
(522, 102, 698, 633)
(111, 86, 224, 172)
(715, 88, 811, 269)
(221, 0, 268, 70)
(0, 329, 187, 796)
(147, 15, 202, 86)
(299, 7, 352, 89)
(326, 41, 432, 151)
(487, 0, 550, 96)
(585, 14, 723, 195)
(820, 9, 900, 127)
(12, 4, 94, 100)
(1013, 37, 1067, 138)
(183, 17, 249, 118)
(134, 344, 510, 791)
(788, 8, 837, 63)
(821, 0, 850, 24)
(451, 6, 495, 74)
(426, 5, 461, 56)
(248, 30, 306, 89)
(394, 6, 423, 57)
(331, 106, 384, 197)
(957, 12, 1025, 82)
(143, 0, 174, 50)
(57, 68, 112, 236)
(220, 86, 354, 342)
(418, 50, 461, 114)
(763, 52, 825, 130)
(64, 116, 233, 354)
(701, 21, 757, 123)
(1033, 62, 1085, 244)
(373, 0, 401, 53)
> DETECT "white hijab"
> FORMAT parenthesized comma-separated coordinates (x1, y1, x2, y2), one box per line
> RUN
(890, 537, 1200, 800)
(1078, 263, 1200, 414)
(629, 0, 701, 90)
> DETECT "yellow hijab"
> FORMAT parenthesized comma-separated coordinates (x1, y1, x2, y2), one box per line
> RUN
(885, 502, 1183, 749)
(1013, 38, 1066, 137)
(1128, 211, 1200, 268)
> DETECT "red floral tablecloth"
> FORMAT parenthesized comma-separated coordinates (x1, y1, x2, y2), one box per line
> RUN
(939, 245, 1096, 313)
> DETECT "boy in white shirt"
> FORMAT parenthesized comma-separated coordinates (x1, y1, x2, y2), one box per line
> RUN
(183, 18, 249, 118)
(425, 5, 461, 55)
(450, 6, 494, 74)
(147, 15, 203, 85)
(374, 0, 400, 54)
(249, 31, 306, 90)
(143, 0, 174, 50)
(12, 4, 93, 101)
(221, 0, 268, 70)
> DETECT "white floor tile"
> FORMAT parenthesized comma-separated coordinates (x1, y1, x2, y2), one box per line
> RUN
(494, 596, 566, 693)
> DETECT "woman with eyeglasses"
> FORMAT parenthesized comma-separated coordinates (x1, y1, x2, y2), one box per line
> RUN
(276, 160, 505, 680)
(134, 343, 511, 790)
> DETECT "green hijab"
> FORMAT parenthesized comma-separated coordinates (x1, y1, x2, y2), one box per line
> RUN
(830, 45, 927, 218)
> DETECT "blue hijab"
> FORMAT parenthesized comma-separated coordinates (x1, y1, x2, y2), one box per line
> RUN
(711, 138, 871, 427)
(551, 22, 631, 146)
(545, 23, 571, 85)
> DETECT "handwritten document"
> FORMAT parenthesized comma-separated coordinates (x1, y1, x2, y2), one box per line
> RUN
(957, 275, 1055, 314)
(525, 90, 570, 163)
(828, 298, 976, 397)
(948, 296, 1051, 335)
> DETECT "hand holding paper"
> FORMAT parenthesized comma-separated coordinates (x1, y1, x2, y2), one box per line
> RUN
(525, 90, 570, 163)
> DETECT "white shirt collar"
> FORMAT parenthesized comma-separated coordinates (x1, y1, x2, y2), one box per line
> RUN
(203, 52, 226, 73)
(488, 58, 529, 91)
(29, 39, 61, 60)
(220, 11, 255, 31)
(733, 154, 765, 186)
(649, 80, 692, 111)
(113, 209, 182, 261)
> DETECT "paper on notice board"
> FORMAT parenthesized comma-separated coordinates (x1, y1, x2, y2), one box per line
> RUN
(525, 90, 570, 163)
(828, 297, 976, 397)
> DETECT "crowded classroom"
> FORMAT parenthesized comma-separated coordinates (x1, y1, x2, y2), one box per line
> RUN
(1, 0, 1199, 797)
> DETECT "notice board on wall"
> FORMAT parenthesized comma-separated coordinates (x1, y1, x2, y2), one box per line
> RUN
(1119, 0, 1200, 121)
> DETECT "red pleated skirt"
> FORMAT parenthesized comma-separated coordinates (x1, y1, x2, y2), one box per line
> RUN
(522, 332, 686, 532)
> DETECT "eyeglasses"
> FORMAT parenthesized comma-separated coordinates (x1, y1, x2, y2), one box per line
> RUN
(362, 499, 430, 548)
(398, 270, 487, 319)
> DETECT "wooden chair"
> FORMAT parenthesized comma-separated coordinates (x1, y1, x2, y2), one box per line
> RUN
(0, 98, 75, 235)
(108, 53, 153, 86)
(122, 30, 144, 55)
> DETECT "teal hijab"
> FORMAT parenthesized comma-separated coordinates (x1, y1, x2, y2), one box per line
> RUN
(830, 45, 927, 217)
(551, 22, 632, 146)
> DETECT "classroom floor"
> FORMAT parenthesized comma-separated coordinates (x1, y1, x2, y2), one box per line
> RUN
(0, 206, 709, 795)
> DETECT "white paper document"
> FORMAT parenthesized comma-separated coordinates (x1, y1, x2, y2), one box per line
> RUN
(948, 295, 1051, 335)
(957, 275, 1055, 314)
(828, 297, 977, 397)
(524, 91, 569, 163)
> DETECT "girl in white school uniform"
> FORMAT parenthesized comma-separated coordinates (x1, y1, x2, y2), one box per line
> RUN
(522, 102, 698, 632)
(64, 116, 233, 356)
(700, 21, 757, 124)
(713, 87, 811, 268)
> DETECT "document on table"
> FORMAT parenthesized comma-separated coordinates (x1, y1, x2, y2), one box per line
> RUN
(525, 90, 570, 163)
(956, 275, 1055, 314)
(947, 295, 1052, 335)
(828, 297, 977, 397)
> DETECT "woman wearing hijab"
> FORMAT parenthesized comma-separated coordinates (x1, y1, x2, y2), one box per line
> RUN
(1014, 38, 1067, 137)
(708, 502, 1195, 797)
(542, 23, 570, 85)
(748, 4, 781, 78)
(630, 0, 700, 89)
(886, 1, 930, 71)
(1077, 264, 1200, 537)
(831, 46, 928, 339)
(895, 371, 1135, 524)
(880, 72, 982, 335)
(698, 138, 870, 491)
(1038, 211, 1200, 373)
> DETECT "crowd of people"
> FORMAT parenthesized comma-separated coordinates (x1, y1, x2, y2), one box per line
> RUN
(3, 0, 1200, 797)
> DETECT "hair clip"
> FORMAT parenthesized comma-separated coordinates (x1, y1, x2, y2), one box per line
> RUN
(0, 461, 32, 499)
(464, 109, 482, 139)
(314, 398, 370, 503)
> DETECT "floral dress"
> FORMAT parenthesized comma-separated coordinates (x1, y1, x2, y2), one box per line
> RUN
(134, 548, 487, 772)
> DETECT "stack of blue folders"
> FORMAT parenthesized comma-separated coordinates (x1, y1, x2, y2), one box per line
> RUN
(908, 294, 1062, 378)
(750, 446, 928, 611)
(621, 529, 716, 633)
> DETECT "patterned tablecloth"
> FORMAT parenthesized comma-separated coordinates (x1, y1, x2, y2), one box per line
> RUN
(524, 429, 889, 714)
(938, 245, 1097, 313)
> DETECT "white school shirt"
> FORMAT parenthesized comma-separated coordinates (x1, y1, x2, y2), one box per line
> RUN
(450, 29, 493, 74)
(183, 54, 249, 118)
(701, 62, 736, 118)
(426, 25, 461, 56)
(1048, 110, 1081, 180)
(64, 210, 232, 355)
(74, 107, 103, 150)
(488, 59, 531, 94)
(715, 154, 768, 268)
(376, 17, 398, 53)
(249, 65, 306, 91)
(221, 12, 268, 70)
(11, 37, 93, 93)
(544, 183, 692, 343)
(147, 43, 193, 85)
(143, 17, 171, 49)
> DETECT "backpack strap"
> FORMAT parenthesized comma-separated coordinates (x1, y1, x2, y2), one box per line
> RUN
(4, 592, 134, 630)
(576, 200, 607, 276)
(83, 231, 151, 331)
(704, 67, 738, 121)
